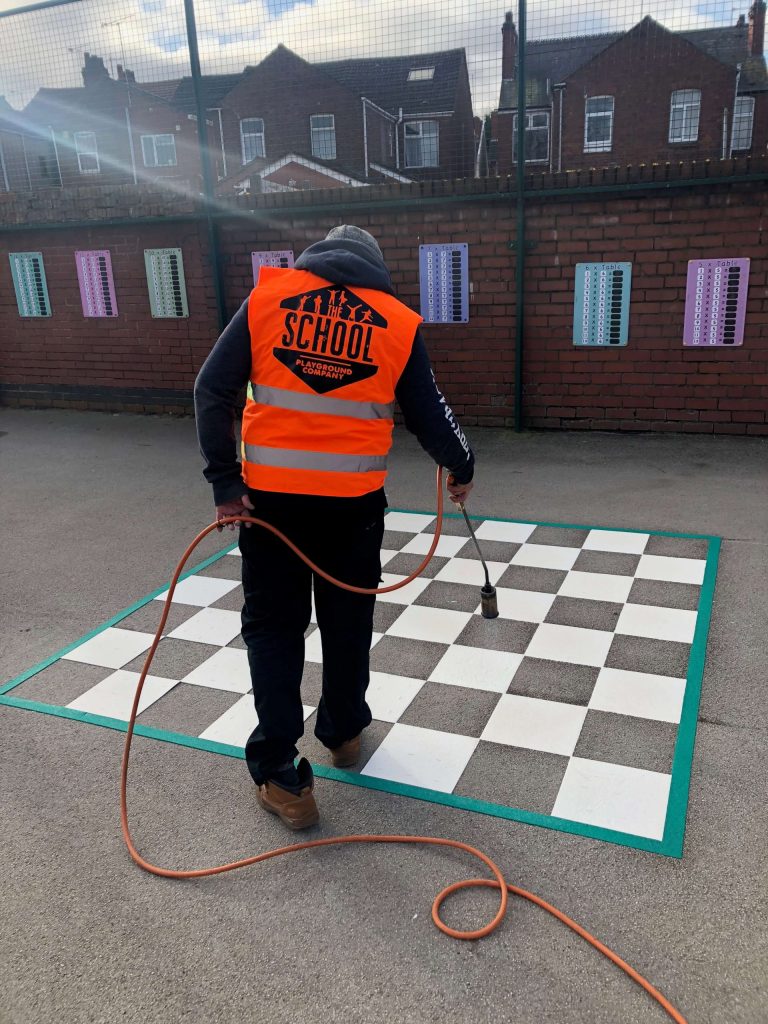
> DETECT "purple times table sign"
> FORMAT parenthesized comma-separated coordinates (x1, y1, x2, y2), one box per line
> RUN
(75, 250, 118, 317)
(419, 243, 469, 324)
(683, 258, 749, 347)
(252, 250, 294, 282)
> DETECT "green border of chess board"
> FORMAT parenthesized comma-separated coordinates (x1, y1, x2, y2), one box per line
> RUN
(0, 510, 721, 858)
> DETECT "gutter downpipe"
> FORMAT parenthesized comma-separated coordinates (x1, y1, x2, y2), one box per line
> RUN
(125, 107, 137, 185)
(48, 126, 62, 187)
(183, 0, 227, 331)
(396, 106, 402, 169)
(514, 0, 527, 432)
(729, 65, 742, 158)
(362, 98, 369, 178)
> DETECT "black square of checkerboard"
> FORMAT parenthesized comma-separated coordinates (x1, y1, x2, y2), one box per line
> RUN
(17, 511, 710, 843)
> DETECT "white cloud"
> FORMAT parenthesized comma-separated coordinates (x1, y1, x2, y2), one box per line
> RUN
(0, 0, 741, 114)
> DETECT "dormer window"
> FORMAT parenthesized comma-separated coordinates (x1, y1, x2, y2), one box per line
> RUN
(407, 67, 435, 82)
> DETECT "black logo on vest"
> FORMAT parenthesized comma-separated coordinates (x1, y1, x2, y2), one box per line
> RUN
(275, 286, 387, 395)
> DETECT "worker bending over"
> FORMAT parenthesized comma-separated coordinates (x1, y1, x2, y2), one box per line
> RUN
(194, 225, 474, 829)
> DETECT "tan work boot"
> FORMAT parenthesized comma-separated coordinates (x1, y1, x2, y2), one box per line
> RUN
(330, 733, 361, 768)
(257, 758, 319, 830)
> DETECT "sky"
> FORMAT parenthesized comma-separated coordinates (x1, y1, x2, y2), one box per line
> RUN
(0, 0, 745, 114)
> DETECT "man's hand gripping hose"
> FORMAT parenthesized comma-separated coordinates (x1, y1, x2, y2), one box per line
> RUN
(121, 465, 689, 1023)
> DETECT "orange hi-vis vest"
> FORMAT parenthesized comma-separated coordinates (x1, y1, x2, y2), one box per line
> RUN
(241, 266, 422, 497)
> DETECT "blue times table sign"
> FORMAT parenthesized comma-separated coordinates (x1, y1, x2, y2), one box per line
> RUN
(573, 262, 631, 347)
(419, 243, 469, 324)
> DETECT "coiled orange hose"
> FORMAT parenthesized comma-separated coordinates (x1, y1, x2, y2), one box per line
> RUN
(120, 466, 688, 1022)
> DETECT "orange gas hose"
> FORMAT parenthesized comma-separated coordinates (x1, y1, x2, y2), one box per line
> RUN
(120, 466, 689, 1023)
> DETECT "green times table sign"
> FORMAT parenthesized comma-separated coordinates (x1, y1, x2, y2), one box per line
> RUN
(573, 262, 631, 347)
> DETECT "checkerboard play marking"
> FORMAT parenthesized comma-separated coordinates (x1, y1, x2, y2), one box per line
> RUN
(0, 511, 719, 857)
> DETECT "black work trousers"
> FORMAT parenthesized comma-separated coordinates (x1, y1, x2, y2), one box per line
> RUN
(238, 494, 384, 785)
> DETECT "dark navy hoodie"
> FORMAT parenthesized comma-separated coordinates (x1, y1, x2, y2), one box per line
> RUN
(193, 238, 474, 518)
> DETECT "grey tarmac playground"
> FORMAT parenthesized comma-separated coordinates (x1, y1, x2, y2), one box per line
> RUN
(1, 408, 767, 1024)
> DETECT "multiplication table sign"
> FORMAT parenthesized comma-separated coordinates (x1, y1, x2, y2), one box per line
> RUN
(419, 243, 469, 324)
(252, 250, 294, 282)
(9, 252, 51, 317)
(683, 258, 749, 347)
(144, 248, 188, 318)
(75, 250, 118, 318)
(573, 262, 631, 346)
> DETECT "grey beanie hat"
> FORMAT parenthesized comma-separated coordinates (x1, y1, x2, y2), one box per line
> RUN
(325, 224, 383, 259)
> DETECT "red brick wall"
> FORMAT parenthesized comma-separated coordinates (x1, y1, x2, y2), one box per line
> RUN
(0, 216, 219, 410)
(1, 178, 766, 434)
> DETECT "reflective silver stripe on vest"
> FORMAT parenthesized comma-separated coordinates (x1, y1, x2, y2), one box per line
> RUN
(243, 444, 387, 474)
(249, 383, 393, 421)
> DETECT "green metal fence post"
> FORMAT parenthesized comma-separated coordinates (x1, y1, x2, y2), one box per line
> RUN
(182, 0, 227, 332)
(514, 0, 526, 432)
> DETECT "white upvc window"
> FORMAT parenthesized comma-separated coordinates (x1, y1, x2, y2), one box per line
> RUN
(512, 111, 550, 163)
(731, 95, 755, 151)
(404, 120, 439, 167)
(310, 114, 336, 160)
(141, 134, 177, 167)
(584, 96, 614, 152)
(240, 118, 265, 163)
(74, 131, 99, 173)
(669, 89, 701, 143)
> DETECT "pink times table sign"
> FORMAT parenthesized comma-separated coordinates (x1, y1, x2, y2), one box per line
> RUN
(683, 258, 749, 347)
(75, 250, 118, 318)
(252, 250, 294, 283)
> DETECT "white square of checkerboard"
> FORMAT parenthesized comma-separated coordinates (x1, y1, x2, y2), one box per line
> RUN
(367, 672, 425, 722)
(383, 511, 435, 533)
(182, 647, 252, 693)
(552, 757, 671, 841)
(511, 544, 580, 571)
(474, 520, 536, 543)
(376, 574, 431, 605)
(360, 723, 478, 793)
(615, 604, 697, 644)
(636, 554, 706, 586)
(433, 557, 508, 587)
(481, 694, 588, 756)
(583, 530, 649, 554)
(525, 623, 615, 668)
(492, 588, 556, 623)
(167, 609, 242, 646)
(557, 571, 634, 604)
(61, 627, 155, 670)
(399, 532, 469, 559)
(304, 630, 383, 663)
(589, 667, 686, 724)
(428, 645, 522, 693)
(67, 669, 177, 719)
(386, 606, 472, 645)
(199, 694, 315, 746)
(154, 575, 240, 607)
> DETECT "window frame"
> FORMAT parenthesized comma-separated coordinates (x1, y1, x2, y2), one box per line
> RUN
(403, 119, 439, 168)
(140, 133, 177, 168)
(240, 117, 265, 164)
(407, 67, 435, 82)
(731, 95, 755, 152)
(512, 110, 550, 164)
(310, 114, 336, 160)
(668, 89, 701, 144)
(74, 131, 99, 174)
(583, 95, 614, 153)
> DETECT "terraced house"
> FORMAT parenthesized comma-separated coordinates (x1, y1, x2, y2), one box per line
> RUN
(491, 3, 768, 174)
(8, 44, 476, 195)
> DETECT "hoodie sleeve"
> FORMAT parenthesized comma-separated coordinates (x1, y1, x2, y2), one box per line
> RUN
(394, 330, 475, 484)
(193, 299, 252, 505)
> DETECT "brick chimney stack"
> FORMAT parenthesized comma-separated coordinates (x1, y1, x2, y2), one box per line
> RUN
(749, 1, 766, 56)
(502, 11, 518, 80)
(82, 53, 110, 87)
